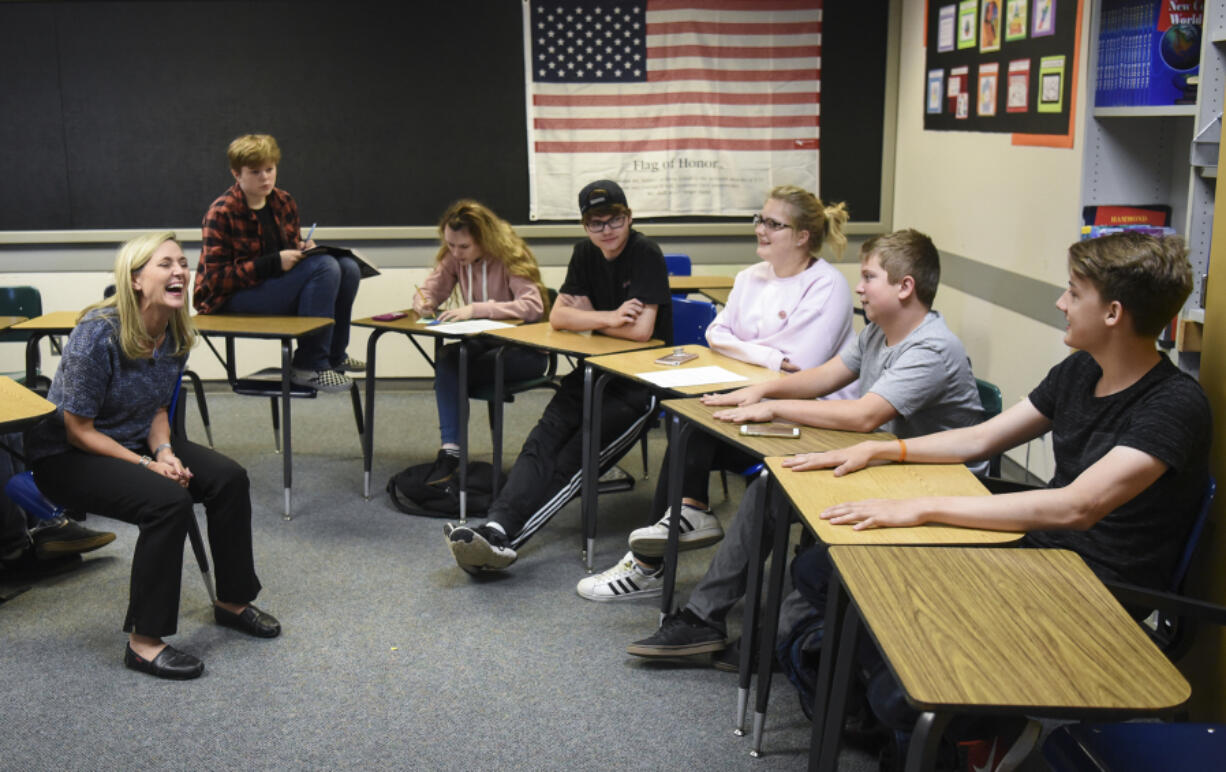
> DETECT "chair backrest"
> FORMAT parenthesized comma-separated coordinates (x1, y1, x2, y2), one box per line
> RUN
(663, 254, 692, 276)
(672, 297, 718, 346)
(1170, 477, 1216, 593)
(0, 286, 43, 343)
(975, 378, 1003, 419)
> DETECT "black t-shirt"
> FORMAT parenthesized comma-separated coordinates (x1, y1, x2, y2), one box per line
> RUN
(559, 229, 673, 345)
(255, 205, 284, 266)
(1023, 351, 1211, 589)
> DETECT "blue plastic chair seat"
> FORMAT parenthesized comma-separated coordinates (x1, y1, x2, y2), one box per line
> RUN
(1044, 722, 1226, 771)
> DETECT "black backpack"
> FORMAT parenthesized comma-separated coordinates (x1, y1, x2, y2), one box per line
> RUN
(386, 459, 494, 518)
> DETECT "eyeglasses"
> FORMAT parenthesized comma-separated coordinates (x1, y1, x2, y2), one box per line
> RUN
(752, 213, 793, 232)
(584, 214, 628, 233)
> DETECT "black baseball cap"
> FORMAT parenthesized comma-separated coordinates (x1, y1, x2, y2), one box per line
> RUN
(578, 180, 628, 215)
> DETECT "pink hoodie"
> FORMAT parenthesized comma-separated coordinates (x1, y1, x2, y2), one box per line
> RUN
(418, 254, 544, 321)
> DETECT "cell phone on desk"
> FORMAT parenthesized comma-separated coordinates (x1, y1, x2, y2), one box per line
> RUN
(654, 347, 699, 366)
(739, 423, 801, 439)
(372, 311, 407, 321)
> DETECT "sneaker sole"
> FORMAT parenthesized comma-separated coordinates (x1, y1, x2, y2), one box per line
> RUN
(448, 537, 516, 571)
(626, 638, 728, 657)
(577, 585, 663, 602)
(629, 528, 725, 558)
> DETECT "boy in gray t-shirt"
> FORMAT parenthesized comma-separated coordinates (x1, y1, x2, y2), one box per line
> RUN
(627, 229, 985, 659)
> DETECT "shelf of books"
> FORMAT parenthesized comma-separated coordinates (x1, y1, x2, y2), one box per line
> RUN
(1082, 0, 1221, 362)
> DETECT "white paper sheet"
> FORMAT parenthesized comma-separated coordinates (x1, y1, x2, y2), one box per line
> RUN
(425, 319, 515, 334)
(633, 365, 748, 389)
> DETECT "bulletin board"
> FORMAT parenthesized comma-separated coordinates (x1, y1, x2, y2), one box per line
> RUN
(923, 0, 1081, 135)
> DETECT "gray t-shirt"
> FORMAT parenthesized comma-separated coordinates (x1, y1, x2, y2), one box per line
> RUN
(25, 307, 185, 464)
(839, 311, 985, 469)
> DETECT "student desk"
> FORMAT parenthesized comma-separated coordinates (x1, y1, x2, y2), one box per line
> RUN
(352, 312, 523, 521)
(697, 287, 730, 305)
(0, 376, 54, 433)
(654, 397, 886, 615)
(193, 314, 334, 519)
(11, 311, 79, 386)
(580, 345, 784, 570)
(748, 457, 1020, 760)
(482, 323, 662, 560)
(667, 275, 734, 294)
(819, 546, 1189, 772)
(0, 315, 26, 331)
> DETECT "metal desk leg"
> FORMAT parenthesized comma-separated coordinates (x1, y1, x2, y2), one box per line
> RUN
(808, 570, 849, 771)
(736, 470, 772, 737)
(581, 371, 611, 572)
(660, 415, 693, 617)
(362, 329, 385, 500)
(491, 346, 506, 496)
(750, 478, 789, 757)
(280, 337, 293, 520)
(457, 339, 469, 523)
(906, 712, 952, 772)
(816, 603, 863, 772)
(581, 363, 594, 564)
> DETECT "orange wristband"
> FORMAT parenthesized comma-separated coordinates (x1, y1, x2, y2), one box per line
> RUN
(897, 439, 907, 463)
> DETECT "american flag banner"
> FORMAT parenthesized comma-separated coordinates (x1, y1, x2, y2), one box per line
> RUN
(524, 0, 821, 219)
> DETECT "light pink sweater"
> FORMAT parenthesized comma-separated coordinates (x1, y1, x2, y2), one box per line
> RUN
(418, 254, 544, 321)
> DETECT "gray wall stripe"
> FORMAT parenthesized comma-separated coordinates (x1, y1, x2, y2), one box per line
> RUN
(939, 251, 1067, 331)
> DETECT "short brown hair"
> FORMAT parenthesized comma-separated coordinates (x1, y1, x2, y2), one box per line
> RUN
(227, 134, 281, 172)
(860, 229, 941, 308)
(1067, 232, 1192, 336)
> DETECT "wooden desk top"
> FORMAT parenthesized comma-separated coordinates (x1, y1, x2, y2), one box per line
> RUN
(192, 314, 333, 338)
(699, 287, 731, 305)
(0, 376, 55, 432)
(11, 311, 80, 332)
(483, 322, 662, 357)
(765, 457, 1018, 545)
(661, 397, 887, 458)
(352, 311, 523, 336)
(669, 274, 735, 291)
(830, 546, 1189, 715)
(587, 344, 782, 395)
(0, 315, 27, 330)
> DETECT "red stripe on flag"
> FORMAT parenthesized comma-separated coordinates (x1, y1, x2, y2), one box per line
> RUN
(533, 91, 820, 107)
(535, 138, 819, 152)
(648, 44, 820, 59)
(649, 0, 822, 11)
(648, 68, 819, 82)
(647, 20, 821, 35)
(535, 114, 818, 130)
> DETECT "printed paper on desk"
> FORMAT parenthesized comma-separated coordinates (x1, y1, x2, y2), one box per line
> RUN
(634, 366, 748, 389)
(426, 320, 515, 334)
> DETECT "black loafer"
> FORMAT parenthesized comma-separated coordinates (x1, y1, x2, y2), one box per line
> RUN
(124, 644, 204, 680)
(214, 604, 281, 638)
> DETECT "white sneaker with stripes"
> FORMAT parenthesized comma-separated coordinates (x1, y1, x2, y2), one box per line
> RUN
(577, 552, 663, 602)
(628, 504, 723, 557)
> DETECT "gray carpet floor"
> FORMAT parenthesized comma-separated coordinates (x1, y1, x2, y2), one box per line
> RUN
(1, 384, 885, 771)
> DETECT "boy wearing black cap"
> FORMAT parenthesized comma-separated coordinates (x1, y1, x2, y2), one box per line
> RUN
(446, 180, 672, 574)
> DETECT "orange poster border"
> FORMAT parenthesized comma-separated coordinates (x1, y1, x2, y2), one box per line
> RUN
(1011, 0, 1084, 148)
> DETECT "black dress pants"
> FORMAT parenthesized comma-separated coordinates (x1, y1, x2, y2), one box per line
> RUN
(33, 440, 261, 638)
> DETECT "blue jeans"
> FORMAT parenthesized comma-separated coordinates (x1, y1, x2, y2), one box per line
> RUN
(222, 253, 360, 371)
(434, 339, 548, 446)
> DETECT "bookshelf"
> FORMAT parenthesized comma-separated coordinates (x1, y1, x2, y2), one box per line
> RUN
(1082, 0, 1225, 355)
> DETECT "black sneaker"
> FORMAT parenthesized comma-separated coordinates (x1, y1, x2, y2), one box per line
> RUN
(445, 523, 517, 574)
(30, 518, 116, 559)
(426, 449, 460, 485)
(627, 608, 728, 657)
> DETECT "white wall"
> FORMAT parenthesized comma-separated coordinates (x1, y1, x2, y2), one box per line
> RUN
(891, 0, 1090, 478)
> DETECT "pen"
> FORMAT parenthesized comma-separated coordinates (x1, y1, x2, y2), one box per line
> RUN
(304, 222, 317, 244)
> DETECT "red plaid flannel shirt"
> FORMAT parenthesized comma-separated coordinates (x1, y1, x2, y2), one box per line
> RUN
(193, 183, 302, 313)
